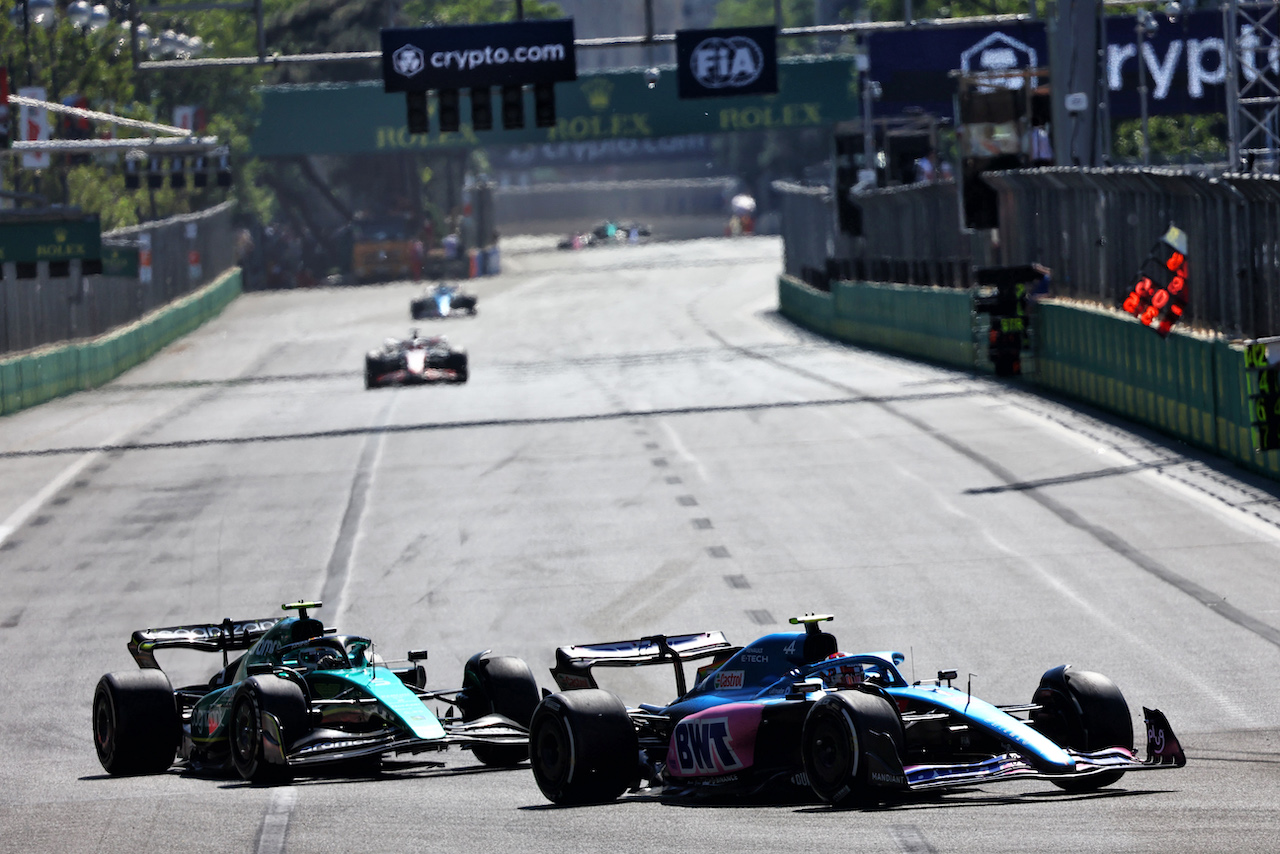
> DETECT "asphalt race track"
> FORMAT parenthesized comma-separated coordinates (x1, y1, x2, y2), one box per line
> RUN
(1, 235, 1278, 853)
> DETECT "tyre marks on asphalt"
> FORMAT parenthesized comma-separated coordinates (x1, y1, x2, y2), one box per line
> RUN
(254, 788, 297, 854)
(889, 824, 937, 854)
(690, 302, 1280, 650)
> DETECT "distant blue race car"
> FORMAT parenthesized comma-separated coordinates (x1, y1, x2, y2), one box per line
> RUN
(527, 614, 1186, 805)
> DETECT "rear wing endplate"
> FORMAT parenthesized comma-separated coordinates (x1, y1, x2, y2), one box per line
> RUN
(551, 631, 735, 697)
(128, 617, 280, 669)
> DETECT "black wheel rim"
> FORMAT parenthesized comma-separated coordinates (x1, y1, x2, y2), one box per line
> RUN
(232, 697, 259, 766)
(808, 711, 855, 789)
(533, 717, 571, 789)
(93, 691, 115, 764)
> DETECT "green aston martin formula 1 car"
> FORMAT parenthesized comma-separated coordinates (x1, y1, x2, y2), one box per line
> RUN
(92, 601, 538, 783)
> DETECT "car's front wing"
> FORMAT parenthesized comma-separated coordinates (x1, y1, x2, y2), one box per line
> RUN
(896, 705, 1186, 792)
(277, 713, 528, 769)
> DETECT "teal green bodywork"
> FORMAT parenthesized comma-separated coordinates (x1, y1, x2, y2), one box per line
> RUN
(187, 616, 444, 748)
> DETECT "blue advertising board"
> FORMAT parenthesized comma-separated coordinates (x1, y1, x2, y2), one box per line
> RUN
(866, 11, 1261, 121)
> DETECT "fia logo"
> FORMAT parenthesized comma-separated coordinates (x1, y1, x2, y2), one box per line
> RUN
(393, 44, 425, 78)
(690, 36, 764, 89)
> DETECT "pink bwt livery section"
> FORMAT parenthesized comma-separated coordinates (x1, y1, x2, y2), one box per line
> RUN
(666, 703, 762, 777)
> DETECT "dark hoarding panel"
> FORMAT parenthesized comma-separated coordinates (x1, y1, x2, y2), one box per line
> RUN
(382, 19, 577, 93)
(676, 27, 778, 99)
(866, 11, 1240, 121)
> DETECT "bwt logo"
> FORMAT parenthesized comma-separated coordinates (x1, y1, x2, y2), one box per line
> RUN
(690, 36, 764, 89)
(673, 717, 744, 774)
(960, 32, 1039, 90)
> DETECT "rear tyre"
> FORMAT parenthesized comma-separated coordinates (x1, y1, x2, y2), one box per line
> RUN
(529, 690, 638, 804)
(93, 670, 179, 775)
(1031, 665, 1133, 792)
(802, 690, 904, 807)
(459, 653, 541, 767)
(229, 676, 308, 785)
(445, 351, 468, 384)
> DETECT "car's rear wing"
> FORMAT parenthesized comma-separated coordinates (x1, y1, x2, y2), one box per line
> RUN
(551, 631, 736, 697)
(128, 617, 280, 670)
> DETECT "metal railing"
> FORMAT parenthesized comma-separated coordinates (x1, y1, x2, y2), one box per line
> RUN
(1, 202, 238, 356)
(782, 168, 1280, 340)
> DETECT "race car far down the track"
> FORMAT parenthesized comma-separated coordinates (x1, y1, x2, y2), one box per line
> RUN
(528, 614, 1186, 806)
(365, 330, 468, 388)
(93, 601, 539, 783)
(411, 282, 478, 319)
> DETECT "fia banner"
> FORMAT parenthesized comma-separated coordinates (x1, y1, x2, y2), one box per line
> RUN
(675, 27, 778, 99)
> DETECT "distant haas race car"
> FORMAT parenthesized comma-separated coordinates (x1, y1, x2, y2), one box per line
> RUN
(528, 614, 1186, 805)
(411, 282, 478, 320)
(365, 330, 468, 388)
(93, 601, 539, 783)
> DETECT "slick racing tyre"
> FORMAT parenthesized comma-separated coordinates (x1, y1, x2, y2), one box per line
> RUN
(93, 670, 180, 775)
(458, 653, 541, 767)
(445, 351, 468, 384)
(1031, 665, 1133, 792)
(529, 690, 638, 805)
(229, 676, 308, 785)
(364, 353, 401, 389)
(410, 299, 429, 320)
(801, 690, 905, 807)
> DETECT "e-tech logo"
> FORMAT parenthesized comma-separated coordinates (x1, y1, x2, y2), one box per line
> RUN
(672, 716, 744, 775)
(689, 36, 764, 89)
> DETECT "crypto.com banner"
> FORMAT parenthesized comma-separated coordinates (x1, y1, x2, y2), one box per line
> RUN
(381, 18, 576, 92)
(866, 11, 1266, 120)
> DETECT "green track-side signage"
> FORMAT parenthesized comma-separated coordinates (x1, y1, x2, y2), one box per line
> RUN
(0, 216, 102, 264)
(251, 57, 860, 157)
(99, 245, 140, 278)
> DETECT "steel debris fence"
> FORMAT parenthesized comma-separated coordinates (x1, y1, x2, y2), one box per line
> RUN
(778, 168, 1280, 340)
(0, 202, 237, 356)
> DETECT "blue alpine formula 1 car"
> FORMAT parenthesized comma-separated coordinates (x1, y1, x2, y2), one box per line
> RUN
(93, 602, 538, 783)
(528, 614, 1186, 805)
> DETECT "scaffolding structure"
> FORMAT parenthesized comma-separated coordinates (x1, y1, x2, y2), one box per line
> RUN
(1227, 0, 1280, 172)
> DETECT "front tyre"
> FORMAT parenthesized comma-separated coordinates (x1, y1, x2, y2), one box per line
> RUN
(529, 690, 637, 805)
(445, 351, 468, 384)
(802, 690, 905, 807)
(1031, 665, 1133, 792)
(458, 653, 541, 767)
(93, 670, 179, 775)
(229, 676, 308, 785)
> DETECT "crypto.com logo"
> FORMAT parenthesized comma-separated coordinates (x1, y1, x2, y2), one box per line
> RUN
(392, 44, 425, 78)
(960, 32, 1039, 90)
(690, 36, 764, 89)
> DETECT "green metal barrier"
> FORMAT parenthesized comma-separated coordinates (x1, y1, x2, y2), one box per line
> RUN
(778, 275, 1280, 481)
(831, 280, 974, 369)
(0, 268, 242, 417)
(778, 275, 833, 337)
